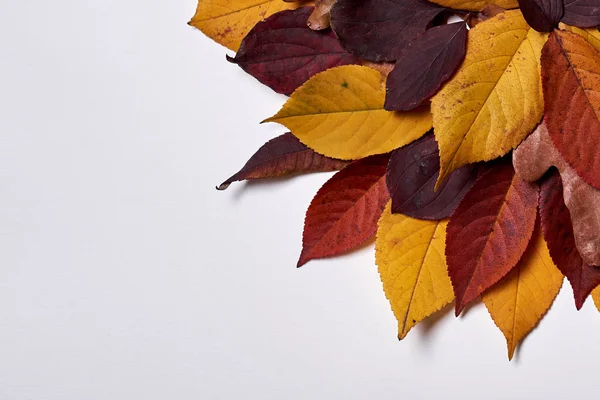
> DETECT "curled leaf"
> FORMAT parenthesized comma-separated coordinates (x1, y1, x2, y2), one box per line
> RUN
(227, 7, 360, 95)
(539, 170, 600, 309)
(483, 225, 563, 360)
(298, 154, 390, 266)
(264, 65, 432, 160)
(513, 122, 600, 266)
(376, 202, 454, 339)
(384, 21, 468, 111)
(446, 158, 539, 315)
(307, 0, 337, 30)
(218, 133, 347, 190)
(386, 133, 478, 220)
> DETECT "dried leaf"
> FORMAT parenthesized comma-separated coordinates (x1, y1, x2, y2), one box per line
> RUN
(539, 170, 600, 309)
(429, 0, 517, 11)
(542, 30, 600, 190)
(298, 154, 390, 266)
(513, 122, 600, 266)
(264, 65, 432, 160)
(483, 225, 563, 360)
(560, 23, 600, 51)
(517, 0, 563, 32)
(307, 0, 337, 30)
(361, 60, 395, 77)
(386, 133, 479, 220)
(189, 0, 303, 51)
(562, 0, 600, 28)
(446, 158, 539, 315)
(218, 133, 348, 190)
(592, 285, 600, 311)
(227, 7, 360, 95)
(467, 4, 507, 27)
(431, 10, 546, 187)
(384, 21, 468, 111)
(329, 0, 445, 62)
(376, 201, 454, 339)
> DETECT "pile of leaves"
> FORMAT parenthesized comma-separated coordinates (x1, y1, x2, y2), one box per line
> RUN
(190, 0, 600, 359)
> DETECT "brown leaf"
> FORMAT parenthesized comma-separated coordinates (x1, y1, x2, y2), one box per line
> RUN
(308, 0, 337, 30)
(514, 122, 600, 266)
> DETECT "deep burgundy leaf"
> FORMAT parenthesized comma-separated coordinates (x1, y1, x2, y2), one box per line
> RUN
(329, 0, 445, 62)
(539, 170, 600, 309)
(217, 133, 347, 190)
(385, 133, 478, 220)
(562, 0, 600, 28)
(518, 0, 563, 32)
(384, 21, 467, 111)
(227, 7, 360, 95)
(298, 154, 390, 266)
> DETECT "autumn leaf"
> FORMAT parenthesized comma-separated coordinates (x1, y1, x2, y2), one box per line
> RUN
(376, 201, 453, 339)
(562, 0, 600, 28)
(592, 286, 600, 311)
(431, 10, 546, 187)
(542, 30, 600, 190)
(446, 158, 539, 315)
(386, 133, 479, 220)
(384, 21, 468, 111)
(429, 0, 517, 11)
(517, 0, 563, 32)
(329, 0, 445, 62)
(307, 0, 337, 30)
(217, 132, 347, 190)
(188, 0, 308, 51)
(560, 23, 600, 51)
(264, 65, 432, 160)
(298, 154, 390, 266)
(483, 225, 563, 360)
(513, 122, 600, 266)
(539, 170, 600, 309)
(227, 7, 359, 95)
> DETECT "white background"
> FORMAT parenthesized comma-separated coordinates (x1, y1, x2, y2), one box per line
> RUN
(1, 1, 600, 399)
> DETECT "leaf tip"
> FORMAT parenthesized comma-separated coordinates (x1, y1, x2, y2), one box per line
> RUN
(216, 182, 230, 191)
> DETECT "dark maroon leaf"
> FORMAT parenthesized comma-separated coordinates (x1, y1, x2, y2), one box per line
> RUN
(217, 133, 348, 190)
(386, 133, 478, 220)
(562, 0, 600, 28)
(539, 170, 600, 309)
(329, 0, 445, 62)
(384, 21, 467, 111)
(518, 0, 563, 32)
(227, 7, 360, 95)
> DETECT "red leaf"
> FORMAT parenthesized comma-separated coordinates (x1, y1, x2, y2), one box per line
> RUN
(539, 170, 600, 309)
(386, 133, 478, 220)
(542, 30, 600, 189)
(384, 22, 467, 111)
(298, 154, 390, 266)
(227, 7, 360, 95)
(518, 0, 563, 32)
(218, 133, 347, 190)
(330, 0, 445, 62)
(446, 158, 539, 315)
(562, 0, 600, 28)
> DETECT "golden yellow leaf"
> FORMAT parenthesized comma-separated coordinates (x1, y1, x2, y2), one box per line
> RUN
(431, 10, 547, 187)
(264, 65, 432, 160)
(560, 24, 600, 52)
(429, 0, 517, 11)
(189, 0, 302, 51)
(592, 286, 600, 312)
(482, 228, 563, 360)
(375, 201, 454, 340)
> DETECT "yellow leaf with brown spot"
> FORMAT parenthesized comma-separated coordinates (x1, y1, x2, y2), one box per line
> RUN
(264, 65, 432, 160)
(431, 10, 546, 187)
(189, 0, 304, 51)
(375, 202, 454, 340)
(429, 0, 517, 11)
(483, 228, 563, 360)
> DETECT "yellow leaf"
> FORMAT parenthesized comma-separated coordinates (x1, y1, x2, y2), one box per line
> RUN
(431, 10, 546, 187)
(429, 0, 517, 11)
(482, 228, 563, 360)
(264, 65, 432, 160)
(375, 202, 454, 340)
(189, 0, 302, 51)
(592, 286, 600, 312)
(560, 24, 600, 52)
